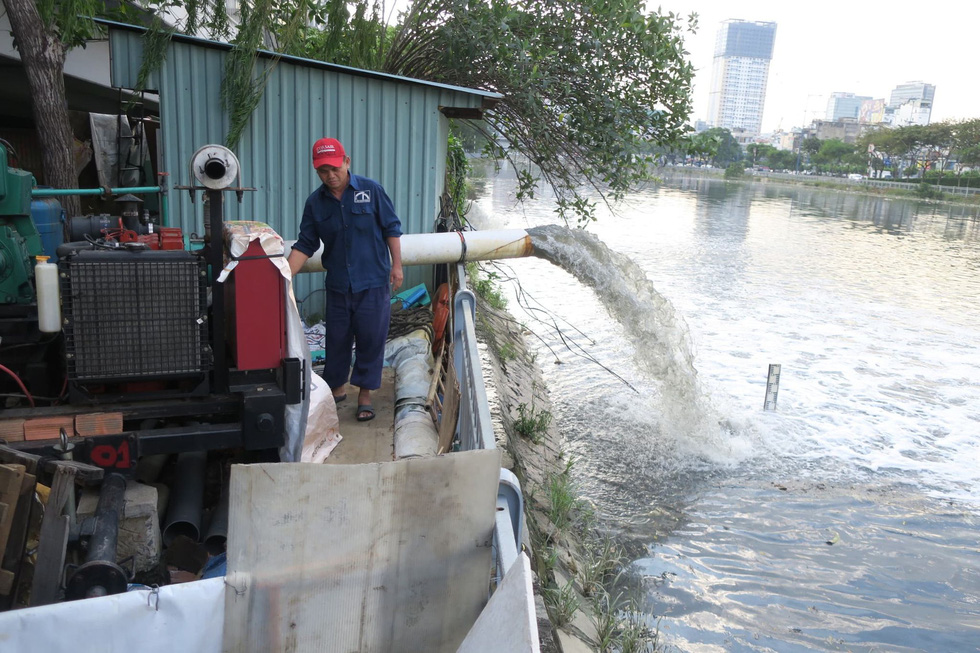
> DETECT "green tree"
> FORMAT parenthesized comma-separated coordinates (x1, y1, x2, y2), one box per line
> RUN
(700, 127, 740, 166)
(0, 0, 313, 214)
(745, 143, 775, 167)
(723, 161, 744, 179)
(295, 0, 394, 69)
(0, 0, 128, 216)
(767, 149, 797, 171)
(678, 130, 720, 165)
(813, 138, 855, 173)
(887, 124, 929, 177)
(801, 137, 822, 158)
(918, 122, 956, 183)
(953, 119, 980, 181)
(381, 0, 697, 223)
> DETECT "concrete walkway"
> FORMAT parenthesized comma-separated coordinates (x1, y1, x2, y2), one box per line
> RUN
(323, 368, 396, 464)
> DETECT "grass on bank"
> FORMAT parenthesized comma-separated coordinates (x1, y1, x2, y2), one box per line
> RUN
(515, 399, 552, 444)
(472, 299, 665, 651)
(466, 262, 507, 309)
(543, 581, 579, 627)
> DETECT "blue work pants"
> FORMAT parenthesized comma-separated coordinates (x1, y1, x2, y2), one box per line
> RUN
(322, 286, 390, 391)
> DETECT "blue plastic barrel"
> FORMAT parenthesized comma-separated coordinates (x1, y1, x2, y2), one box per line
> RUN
(31, 197, 65, 262)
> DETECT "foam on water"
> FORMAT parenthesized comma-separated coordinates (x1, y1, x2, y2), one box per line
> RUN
(511, 186, 980, 508)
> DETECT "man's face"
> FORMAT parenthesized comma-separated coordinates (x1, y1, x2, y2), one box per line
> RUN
(317, 156, 351, 193)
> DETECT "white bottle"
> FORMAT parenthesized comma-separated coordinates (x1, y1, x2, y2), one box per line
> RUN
(35, 256, 61, 333)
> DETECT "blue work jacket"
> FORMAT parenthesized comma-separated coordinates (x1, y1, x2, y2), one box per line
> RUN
(292, 173, 402, 293)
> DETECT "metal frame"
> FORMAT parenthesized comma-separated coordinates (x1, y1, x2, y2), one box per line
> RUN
(452, 263, 522, 578)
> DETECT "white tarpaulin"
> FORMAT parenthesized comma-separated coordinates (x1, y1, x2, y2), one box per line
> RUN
(300, 371, 342, 462)
(0, 577, 224, 653)
(222, 450, 501, 653)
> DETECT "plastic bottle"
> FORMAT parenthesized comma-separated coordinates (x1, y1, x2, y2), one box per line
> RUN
(35, 256, 62, 333)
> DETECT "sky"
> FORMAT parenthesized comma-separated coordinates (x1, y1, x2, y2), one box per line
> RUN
(655, 1, 980, 133)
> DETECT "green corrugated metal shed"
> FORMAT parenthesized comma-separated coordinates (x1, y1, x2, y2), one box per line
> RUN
(100, 19, 500, 303)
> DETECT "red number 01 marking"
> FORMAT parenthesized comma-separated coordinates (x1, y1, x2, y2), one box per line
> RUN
(89, 441, 132, 468)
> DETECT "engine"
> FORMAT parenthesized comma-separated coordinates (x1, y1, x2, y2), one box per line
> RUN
(0, 143, 296, 463)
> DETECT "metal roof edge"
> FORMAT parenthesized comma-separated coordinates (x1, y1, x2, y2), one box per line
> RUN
(95, 18, 502, 101)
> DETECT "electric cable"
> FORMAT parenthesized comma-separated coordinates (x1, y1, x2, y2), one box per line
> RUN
(0, 363, 35, 408)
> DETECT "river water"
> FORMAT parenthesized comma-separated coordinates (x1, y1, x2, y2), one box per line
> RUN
(470, 167, 980, 652)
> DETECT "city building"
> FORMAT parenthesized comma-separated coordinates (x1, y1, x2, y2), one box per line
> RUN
(884, 81, 935, 126)
(826, 93, 873, 121)
(706, 19, 777, 136)
(804, 119, 868, 145)
(888, 81, 935, 108)
(775, 130, 800, 152)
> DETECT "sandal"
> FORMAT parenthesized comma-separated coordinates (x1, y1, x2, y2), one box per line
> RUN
(356, 404, 375, 422)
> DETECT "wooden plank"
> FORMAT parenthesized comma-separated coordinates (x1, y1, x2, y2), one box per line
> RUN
(23, 416, 75, 442)
(42, 459, 105, 485)
(30, 466, 76, 606)
(0, 471, 35, 605)
(0, 504, 8, 555)
(75, 412, 124, 437)
(0, 445, 41, 475)
(0, 419, 26, 443)
(437, 359, 460, 455)
(0, 569, 14, 596)
(0, 465, 26, 557)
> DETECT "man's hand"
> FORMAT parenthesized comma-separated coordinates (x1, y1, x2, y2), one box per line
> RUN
(390, 263, 404, 293)
(387, 236, 403, 292)
(287, 249, 310, 277)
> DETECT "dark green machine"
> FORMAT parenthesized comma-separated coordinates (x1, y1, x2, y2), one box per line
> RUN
(0, 143, 43, 304)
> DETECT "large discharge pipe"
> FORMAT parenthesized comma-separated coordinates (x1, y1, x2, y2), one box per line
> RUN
(286, 229, 534, 273)
(65, 473, 129, 600)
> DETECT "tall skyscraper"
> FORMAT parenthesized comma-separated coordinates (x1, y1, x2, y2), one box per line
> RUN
(707, 20, 777, 136)
(826, 92, 873, 121)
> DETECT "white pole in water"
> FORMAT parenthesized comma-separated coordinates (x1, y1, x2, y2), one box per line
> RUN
(285, 229, 534, 274)
(764, 364, 781, 411)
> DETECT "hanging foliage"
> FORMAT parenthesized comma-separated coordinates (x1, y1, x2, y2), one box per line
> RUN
(129, 16, 175, 109)
(385, 0, 697, 224)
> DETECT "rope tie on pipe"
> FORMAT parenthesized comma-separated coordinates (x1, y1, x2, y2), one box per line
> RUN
(456, 231, 467, 263)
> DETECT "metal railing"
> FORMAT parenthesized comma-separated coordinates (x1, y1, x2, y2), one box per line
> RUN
(453, 265, 496, 453)
(452, 262, 522, 580)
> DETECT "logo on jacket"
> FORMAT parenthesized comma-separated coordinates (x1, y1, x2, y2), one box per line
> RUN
(354, 190, 371, 203)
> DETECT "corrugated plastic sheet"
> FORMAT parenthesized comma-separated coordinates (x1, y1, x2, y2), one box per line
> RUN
(223, 450, 501, 652)
(108, 25, 492, 301)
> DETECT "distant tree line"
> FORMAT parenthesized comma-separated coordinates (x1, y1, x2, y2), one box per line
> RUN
(659, 118, 980, 187)
(857, 119, 980, 186)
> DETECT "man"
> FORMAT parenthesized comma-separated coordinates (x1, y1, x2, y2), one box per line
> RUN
(288, 138, 403, 422)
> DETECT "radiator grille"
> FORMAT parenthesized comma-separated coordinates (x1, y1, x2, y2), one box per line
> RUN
(62, 251, 210, 381)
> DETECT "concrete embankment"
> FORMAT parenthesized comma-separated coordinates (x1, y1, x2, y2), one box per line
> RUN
(474, 298, 657, 653)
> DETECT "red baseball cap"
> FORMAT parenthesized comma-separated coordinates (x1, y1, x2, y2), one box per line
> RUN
(312, 138, 346, 169)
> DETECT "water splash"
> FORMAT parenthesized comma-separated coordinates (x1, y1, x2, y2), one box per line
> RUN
(528, 224, 722, 446)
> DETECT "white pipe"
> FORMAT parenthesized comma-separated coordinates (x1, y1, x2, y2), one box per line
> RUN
(385, 330, 439, 460)
(285, 229, 533, 274)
